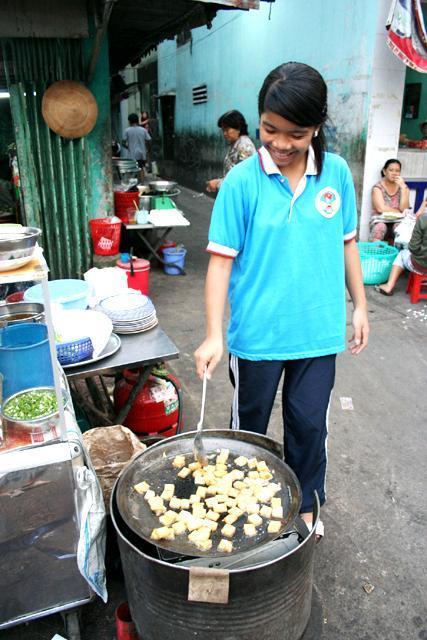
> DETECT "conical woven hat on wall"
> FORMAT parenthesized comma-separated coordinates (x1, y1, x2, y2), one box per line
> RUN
(42, 80, 98, 139)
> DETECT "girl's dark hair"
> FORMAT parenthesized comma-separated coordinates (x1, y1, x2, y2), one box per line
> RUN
(258, 62, 328, 176)
(381, 158, 401, 177)
(217, 110, 248, 136)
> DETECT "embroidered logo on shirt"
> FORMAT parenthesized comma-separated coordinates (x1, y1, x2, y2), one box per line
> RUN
(315, 187, 341, 218)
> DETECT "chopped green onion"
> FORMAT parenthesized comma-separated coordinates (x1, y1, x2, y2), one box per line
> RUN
(4, 390, 58, 421)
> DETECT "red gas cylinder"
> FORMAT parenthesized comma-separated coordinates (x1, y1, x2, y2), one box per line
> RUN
(114, 369, 181, 438)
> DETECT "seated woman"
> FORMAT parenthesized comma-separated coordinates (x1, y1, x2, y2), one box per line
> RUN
(375, 200, 427, 296)
(206, 110, 256, 193)
(371, 159, 410, 241)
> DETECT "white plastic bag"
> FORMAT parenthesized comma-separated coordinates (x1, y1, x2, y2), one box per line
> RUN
(394, 214, 416, 246)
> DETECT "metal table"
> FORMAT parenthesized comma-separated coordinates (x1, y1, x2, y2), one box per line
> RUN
(125, 214, 190, 273)
(66, 326, 179, 426)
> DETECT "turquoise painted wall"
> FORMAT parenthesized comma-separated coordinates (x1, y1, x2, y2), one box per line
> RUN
(157, 0, 381, 194)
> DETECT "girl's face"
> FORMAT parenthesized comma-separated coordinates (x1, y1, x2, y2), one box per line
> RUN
(222, 126, 240, 144)
(383, 162, 401, 182)
(259, 111, 317, 169)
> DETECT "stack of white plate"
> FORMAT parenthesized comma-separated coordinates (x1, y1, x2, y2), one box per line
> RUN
(99, 291, 158, 335)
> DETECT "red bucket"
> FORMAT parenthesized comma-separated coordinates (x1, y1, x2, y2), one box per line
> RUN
(89, 218, 122, 256)
(114, 191, 139, 224)
(116, 258, 150, 295)
(115, 602, 139, 640)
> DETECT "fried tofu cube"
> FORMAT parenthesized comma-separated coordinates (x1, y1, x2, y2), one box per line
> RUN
(160, 484, 175, 501)
(205, 484, 218, 495)
(151, 527, 174, 541)
(216, 448, 229, 464)
(248, 458, 258, 469)
(172, 455, 186, 468)
(247, 513, 263, 527)
(223, 513, 239, 525)
(221, 523, 236, 538)
(271, 497, 282, 509)
(186, 517, 205, 532)
(189, 494, 201, 504)
(196, 486, 207, 499)
(177, 467, 191, 479)
(243, 523, 257, 537)
(172, 520, 187, 535)
(260, 505, 272, 519)
(206, 510, 220, 522)
(134, 481, 150, 494)
(203, 519, 218, 532)
(144, 489, 155, 501)
(192, 505, 207, 519)
(229, 506, 243, 519)
(225, 498, 237, 508)
(259, 471, 273, 481)
(189, 527, 211, 544)
(271, 506, 283, 519)
(214, 467, 228, 478)
(194, 538, 212, 551)
(178, 510, 192, 522)
(234, 455, 248, 467)
(215, 494, 228, 503)
(248, 470, 259, 480)
(230, 469, 245, 481)
(205, 497, 218, 509)
(148, 497, 166, 516)
(257, 488, 273, 504)
(267, 520, 282, 534)
(169, 496, 182, 510)
(246, 503, 260, 515)
(256, 460, 269, 472)
(193, 474, 206, 486)
(159, 510, 178, 526)
(228, 487, 239, 498)
(189, 461, 202, 472)
(269, 483, 282, 496)
(180, 498, 190, 510)
(233, 480, 246, 491)
(213, 503, 228, 514)
(218, 539, 233, 553)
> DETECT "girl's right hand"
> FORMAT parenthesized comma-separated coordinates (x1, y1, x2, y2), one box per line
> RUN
(194, 337, 223, 380)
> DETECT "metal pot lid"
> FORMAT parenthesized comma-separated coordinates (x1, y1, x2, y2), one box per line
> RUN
(148, 180, 177, 193)
(116, 429, 301, 558)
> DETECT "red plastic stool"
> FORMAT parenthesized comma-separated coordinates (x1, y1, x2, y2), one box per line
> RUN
(406, 272, 427, 304)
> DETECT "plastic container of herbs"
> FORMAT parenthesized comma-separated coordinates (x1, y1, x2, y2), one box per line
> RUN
(1, 386, 67, 437)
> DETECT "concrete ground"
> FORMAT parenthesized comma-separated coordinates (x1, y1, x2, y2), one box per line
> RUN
(2, 184, 426, 640)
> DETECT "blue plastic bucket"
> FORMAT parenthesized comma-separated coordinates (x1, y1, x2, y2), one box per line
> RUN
(0, 323, 54, 400)
(24, 279, 89, 309)
(162, 247, 187, 276)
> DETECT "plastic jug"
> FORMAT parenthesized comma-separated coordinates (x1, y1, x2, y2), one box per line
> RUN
(0, 323, 54, 400)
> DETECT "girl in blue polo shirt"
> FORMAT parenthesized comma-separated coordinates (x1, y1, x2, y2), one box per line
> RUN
(194, 62, 369, 539)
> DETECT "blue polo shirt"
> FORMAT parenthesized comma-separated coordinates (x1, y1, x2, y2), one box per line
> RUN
(207, 146, 357, 361)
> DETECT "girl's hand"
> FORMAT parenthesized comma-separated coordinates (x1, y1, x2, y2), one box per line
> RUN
(206, 179, 220, 193)
(415, 199, 427, 218)
(348, 307, 369, 355)
(194, 337, 223, 379)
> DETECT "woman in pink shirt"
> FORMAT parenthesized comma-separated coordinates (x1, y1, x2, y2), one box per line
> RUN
(371, 158, 410, 241)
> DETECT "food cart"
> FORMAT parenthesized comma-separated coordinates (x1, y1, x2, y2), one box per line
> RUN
(0, 231, 106, 640)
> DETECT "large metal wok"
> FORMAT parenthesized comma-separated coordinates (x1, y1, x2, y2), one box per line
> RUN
(116, 429, 301, 558)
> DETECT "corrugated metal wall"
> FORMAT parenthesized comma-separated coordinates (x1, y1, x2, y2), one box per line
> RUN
(1, 38, 91, 278)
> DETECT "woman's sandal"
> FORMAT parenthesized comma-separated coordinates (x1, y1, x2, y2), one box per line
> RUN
(374, 284, 393, 296)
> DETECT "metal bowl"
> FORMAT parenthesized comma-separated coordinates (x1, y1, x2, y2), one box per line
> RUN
(148, 180, 177, 193)
(1, 386, 68, 435)
(0, 227, 41, 266)
(0, 302, 45, 326)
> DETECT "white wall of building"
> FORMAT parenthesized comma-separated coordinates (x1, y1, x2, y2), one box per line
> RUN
(359, 0, 406, 240)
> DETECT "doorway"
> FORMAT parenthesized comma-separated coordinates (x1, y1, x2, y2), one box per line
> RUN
(160, 95, 175, 161)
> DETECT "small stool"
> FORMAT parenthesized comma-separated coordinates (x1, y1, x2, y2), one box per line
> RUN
(406, 272, 427, 304)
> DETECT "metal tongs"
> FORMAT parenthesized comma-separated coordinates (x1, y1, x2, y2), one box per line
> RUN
(193, 366, 208, 466)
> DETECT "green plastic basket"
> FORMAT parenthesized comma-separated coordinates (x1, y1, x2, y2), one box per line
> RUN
(357, 241, 399, 285)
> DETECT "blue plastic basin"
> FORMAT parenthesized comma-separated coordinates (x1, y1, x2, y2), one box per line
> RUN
(24, 279, 89, 310)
